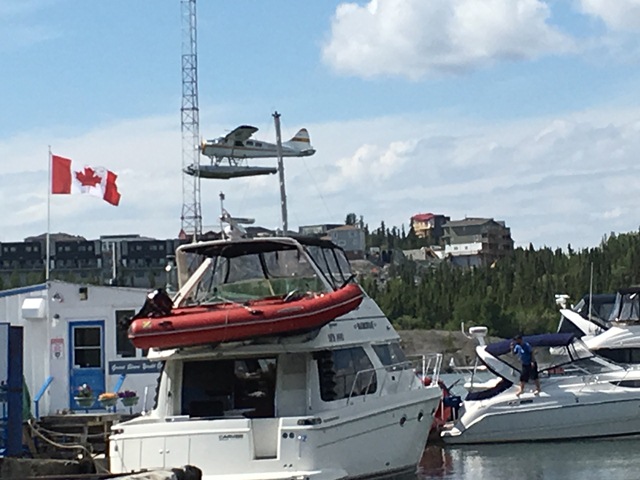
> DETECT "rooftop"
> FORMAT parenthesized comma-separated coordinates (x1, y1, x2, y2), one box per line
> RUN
(411, 213, 435, 222)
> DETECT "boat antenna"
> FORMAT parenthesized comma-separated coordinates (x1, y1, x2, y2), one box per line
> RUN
(220, 208, 255, 240)
(589, 262, 594, 323)
(219, 191, 225, 234)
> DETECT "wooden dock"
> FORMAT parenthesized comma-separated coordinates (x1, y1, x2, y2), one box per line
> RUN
(29, 413, 132, 459)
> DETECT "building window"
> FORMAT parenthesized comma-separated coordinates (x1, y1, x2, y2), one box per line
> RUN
(115, 310, 136, 358)
(315, 347, 376, 402)
(73, 326, 102, 368)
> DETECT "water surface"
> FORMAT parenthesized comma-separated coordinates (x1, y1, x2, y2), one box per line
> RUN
(418, 437, 640, 480)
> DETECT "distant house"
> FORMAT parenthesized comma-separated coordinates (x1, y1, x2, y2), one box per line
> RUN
(410, 213, 450, 243)
(298, 224, 343, 237)
(327, 225, 366, 260)
(402, 246, 445, 262)
(442, 217, 514, 267)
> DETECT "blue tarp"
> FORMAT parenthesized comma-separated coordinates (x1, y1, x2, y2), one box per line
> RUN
(485, 333, 575, 357)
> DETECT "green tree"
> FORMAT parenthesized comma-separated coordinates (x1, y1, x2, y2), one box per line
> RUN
(345, 213, 357, 225)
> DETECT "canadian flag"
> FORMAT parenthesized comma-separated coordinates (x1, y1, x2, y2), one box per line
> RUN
(51, 155, 121, 206)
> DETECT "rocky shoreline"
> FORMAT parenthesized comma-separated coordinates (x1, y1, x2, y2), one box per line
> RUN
(398, 329, 502, 369)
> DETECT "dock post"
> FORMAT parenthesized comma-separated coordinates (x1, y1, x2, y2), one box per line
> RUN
(6, 326, 24, 456)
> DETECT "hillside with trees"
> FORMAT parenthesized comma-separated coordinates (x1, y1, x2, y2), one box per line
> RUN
(359, 225, 640, 339)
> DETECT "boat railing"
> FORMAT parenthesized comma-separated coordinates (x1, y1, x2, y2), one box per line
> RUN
(409, 353, 443, 385)
(345, 353, 442, 405)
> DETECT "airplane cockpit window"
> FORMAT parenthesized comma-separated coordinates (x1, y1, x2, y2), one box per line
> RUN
(234, 141, 243, 147)
(246, 141, 254, 146)
(255, 142, 262, 147)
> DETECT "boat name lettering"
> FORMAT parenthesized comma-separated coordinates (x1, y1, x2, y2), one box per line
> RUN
(108, 360, 163, 375)
(219, 434, 244, 441)
(354, 321, 376, 330)
(327, 333, 344, 342)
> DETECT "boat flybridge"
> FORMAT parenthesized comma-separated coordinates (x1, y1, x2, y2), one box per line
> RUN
(559, 288, 640, 365)
(441, 328, 640, 444)
(110, 236, 443, 480)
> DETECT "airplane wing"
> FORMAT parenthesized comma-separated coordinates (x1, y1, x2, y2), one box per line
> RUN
(223, 125, 258, 144)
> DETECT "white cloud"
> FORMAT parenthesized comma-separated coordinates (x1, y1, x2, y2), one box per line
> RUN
(3, 106, 640, 250)
(578, 0, 640, 31)
(313, 109, 640, 249)
(322, 0, 574, 79)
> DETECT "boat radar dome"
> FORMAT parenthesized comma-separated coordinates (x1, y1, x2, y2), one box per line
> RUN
(468, 326, 488, 345)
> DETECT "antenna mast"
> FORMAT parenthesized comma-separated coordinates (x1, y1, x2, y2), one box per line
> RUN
(273, 111, 288, 234)
(180, 0, 202, 239)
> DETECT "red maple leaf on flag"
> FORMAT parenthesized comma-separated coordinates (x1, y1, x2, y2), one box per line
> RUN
(75, 167, 102, 187)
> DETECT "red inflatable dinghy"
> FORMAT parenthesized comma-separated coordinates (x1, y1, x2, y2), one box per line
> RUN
(128, 283, 364, 350)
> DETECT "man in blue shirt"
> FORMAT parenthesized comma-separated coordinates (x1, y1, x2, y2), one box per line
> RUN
(512, 335, 541, 396)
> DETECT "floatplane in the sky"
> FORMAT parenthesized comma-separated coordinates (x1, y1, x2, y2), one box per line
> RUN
(184, 125, 316, 179)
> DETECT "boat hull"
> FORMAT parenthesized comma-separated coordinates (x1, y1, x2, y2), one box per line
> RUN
(129, 284, 364, 350)
(110, 388, 442, 480)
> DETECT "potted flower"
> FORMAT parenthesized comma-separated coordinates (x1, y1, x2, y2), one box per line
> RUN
(98, 392, 118, 409)
(118, 390, 139, 413)
(74, 384, 95, 410)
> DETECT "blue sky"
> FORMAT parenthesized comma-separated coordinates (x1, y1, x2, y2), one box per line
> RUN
(3, 0, 640, 249)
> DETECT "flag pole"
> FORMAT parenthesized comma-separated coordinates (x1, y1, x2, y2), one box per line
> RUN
(46, 146, 51, 281)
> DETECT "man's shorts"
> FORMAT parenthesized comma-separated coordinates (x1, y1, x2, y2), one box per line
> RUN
(520, 362, 539, 382)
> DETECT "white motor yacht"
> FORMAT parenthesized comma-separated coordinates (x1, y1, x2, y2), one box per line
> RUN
(109, 236, 443, 479)
(441, 329, 640, 444)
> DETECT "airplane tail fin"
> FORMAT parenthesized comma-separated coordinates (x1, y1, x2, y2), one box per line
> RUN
(284, 128, 312, 149)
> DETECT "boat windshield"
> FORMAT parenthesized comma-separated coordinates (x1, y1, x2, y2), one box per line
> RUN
(304, 245, 353, 289)
(488, 336, 623, 377)
(180, 247, 328, 305)
(609, 289, 640, 324)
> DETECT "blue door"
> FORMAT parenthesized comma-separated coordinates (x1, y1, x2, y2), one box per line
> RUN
(69, 321, 105, 410)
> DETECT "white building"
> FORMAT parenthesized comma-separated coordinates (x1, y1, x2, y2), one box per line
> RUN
(444, 241, 484, 267)
(0, 280, 160, 417)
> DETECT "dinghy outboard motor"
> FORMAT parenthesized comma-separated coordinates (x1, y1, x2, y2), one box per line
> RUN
(132, 289, 174, 319)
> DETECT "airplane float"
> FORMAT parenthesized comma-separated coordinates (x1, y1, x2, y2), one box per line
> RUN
(184, 125, 316, 180)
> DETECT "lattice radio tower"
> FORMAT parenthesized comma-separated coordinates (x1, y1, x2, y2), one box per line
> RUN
(180, 0, 202, 238)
